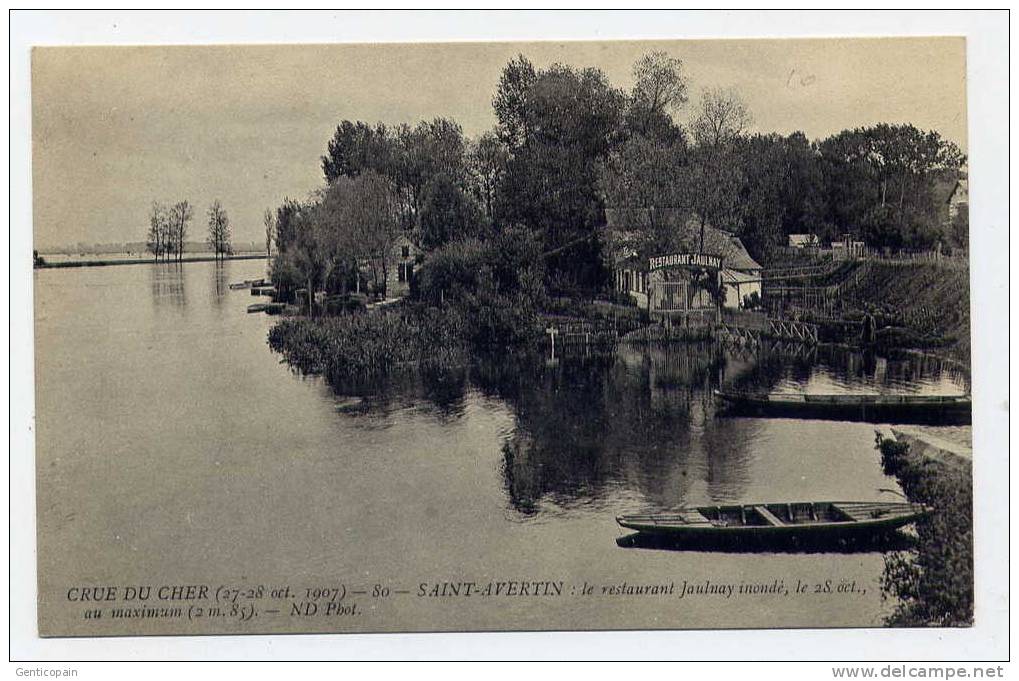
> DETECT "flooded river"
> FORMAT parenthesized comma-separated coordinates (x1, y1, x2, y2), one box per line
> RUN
(34, 260, 970, 635)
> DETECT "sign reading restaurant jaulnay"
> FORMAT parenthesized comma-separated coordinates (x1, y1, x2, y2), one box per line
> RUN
(648, 253, 723, 271)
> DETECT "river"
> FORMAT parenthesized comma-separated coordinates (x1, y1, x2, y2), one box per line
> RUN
(34, 259, 970, 636)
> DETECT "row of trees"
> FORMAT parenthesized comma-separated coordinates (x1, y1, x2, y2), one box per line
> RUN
(267, 172, 403, 304)
(146, 200, 193, 262)
(146, 200, 233, 261)
(269, 50, 966, 306)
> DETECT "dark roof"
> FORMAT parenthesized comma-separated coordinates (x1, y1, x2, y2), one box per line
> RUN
(605, 209, 762, 271)
(690, 220, 762, 271)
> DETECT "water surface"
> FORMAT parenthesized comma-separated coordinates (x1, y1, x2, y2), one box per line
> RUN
(34, 260, 969, 635)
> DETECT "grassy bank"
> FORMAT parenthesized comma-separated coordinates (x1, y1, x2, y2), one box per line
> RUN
(845, 262, 971, 363)
(876, 434, 973, 627)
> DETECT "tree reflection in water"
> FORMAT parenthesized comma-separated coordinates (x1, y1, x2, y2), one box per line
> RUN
(210, 260, 228, 306)
(149, 262, 187, 307)
(491, 343, 762, 515)
(308, 336, 968, 520)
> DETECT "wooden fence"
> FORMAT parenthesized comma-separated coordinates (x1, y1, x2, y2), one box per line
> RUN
(768, 319, 819, 344)
(717, 317, 819, 346)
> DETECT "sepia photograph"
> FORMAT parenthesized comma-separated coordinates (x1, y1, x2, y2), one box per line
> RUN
(12, 10, 1009, 664)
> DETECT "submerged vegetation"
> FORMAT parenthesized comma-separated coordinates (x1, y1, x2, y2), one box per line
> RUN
(876, 434, 973, 626)
(267, 305, 470, 385)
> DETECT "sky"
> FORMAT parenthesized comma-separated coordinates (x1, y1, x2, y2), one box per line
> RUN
(32, 37, 967, 250)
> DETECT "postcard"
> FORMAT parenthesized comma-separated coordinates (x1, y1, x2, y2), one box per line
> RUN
(30, 35, 982, 640)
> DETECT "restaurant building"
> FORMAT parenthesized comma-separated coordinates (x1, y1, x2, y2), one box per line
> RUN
(611, 216, 763, 320)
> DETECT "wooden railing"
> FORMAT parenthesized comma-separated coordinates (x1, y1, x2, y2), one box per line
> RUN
(716, 316, 819, 346)
(768, 318, 819, 344)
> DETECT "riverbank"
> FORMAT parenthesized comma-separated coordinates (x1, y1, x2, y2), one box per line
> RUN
(35, 252, 266, 268)
(844, 261, 971, 364)
(876, 433, 973, 626)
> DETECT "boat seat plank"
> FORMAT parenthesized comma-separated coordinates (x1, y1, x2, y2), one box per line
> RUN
(679, 510, 712, 524)
(753, 505, 785, 526)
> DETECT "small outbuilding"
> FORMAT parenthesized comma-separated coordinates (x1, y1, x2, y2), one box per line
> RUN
(788, 233, 820, 249)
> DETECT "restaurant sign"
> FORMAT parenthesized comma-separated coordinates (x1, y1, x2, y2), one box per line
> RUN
(648, 253, 722, 271)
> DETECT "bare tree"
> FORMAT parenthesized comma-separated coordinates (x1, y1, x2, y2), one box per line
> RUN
(146, 201, 166, 262)
(688, 87, 753, 251)
(630, 51, 688, 132)
(167, 200, 194, 262)
(690, 86, 753, 148)
(206, 200, 231, 260)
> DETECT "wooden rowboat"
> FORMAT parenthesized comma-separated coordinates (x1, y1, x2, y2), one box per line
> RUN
(714, 389, 971, 424)
(617, 501, 929, 540)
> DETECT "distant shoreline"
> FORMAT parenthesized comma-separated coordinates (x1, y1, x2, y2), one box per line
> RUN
(35, 252, 267, 269)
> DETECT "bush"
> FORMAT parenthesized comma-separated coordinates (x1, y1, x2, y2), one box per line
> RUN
(413, 227, 546, 346)
(875, 434, 973, 626)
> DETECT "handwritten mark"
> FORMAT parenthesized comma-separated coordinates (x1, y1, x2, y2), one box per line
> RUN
(786, 69, 817, 89)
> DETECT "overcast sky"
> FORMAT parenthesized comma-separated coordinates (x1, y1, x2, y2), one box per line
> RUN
(32, 37, 966, 249)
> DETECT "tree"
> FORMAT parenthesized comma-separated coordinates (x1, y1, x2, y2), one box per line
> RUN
(734, 132, 826, 257)
(314, 179, 363, 295)
(600, 134, 689, 261)
(268, 197, 310, 302)
(687, 87, 754, 251)
(146, 201, 168, 261)
(321, 120, 392, 182)
(283, 173, 404, 302)
(413, 226, 546, 345)
(388, 118, 470, 231)
(492, 55, 537, 150)
(273, 198, 302, 255)
(684, 142, 745, 252)
(321, 117, 473, 234)
(419, 172, 482, 250)
(815, 124, 965, 248)
(628, 51, 688, 138)
(206, 200, 231, 260)
(263, 208, 275, 263)
(816, 128, 878, 239)
(690, 87, 753, 148)
(344, 171, 403, 297)
(466, 131, 509, 228)
(167, 200, 193, 262)
(494, 58, 627, 291)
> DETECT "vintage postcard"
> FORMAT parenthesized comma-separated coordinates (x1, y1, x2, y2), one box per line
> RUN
(31, 35, 978, 639)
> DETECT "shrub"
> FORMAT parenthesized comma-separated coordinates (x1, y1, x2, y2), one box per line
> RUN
(875, 434, 973, 626)
(413, 226, 546, 346)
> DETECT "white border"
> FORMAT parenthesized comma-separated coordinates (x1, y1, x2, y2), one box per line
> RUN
(8, 10, 1010, 662)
